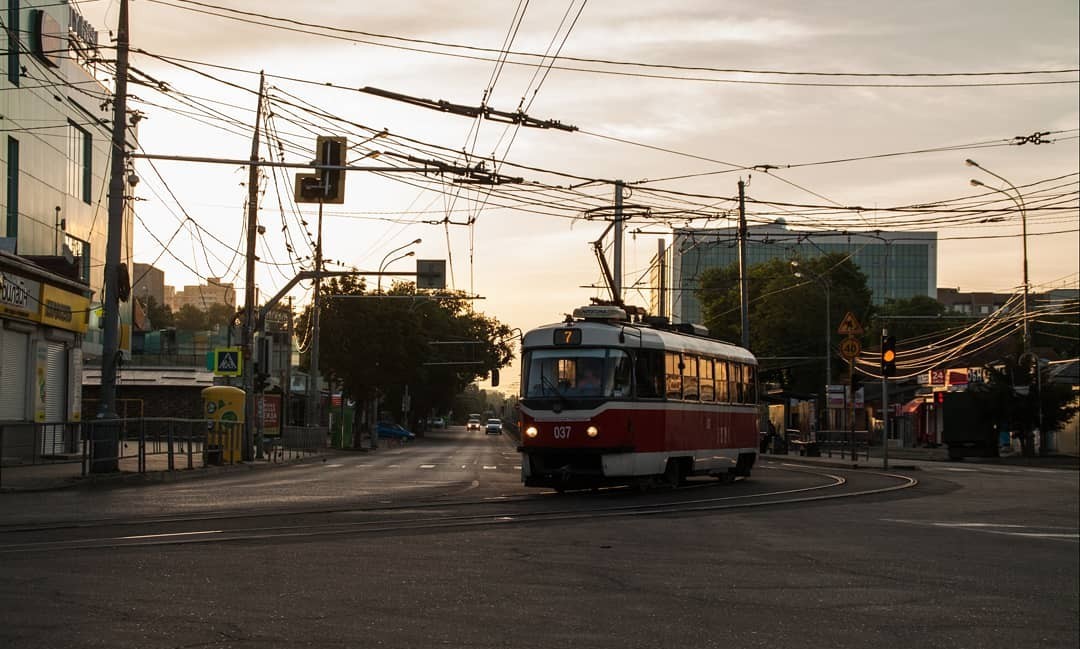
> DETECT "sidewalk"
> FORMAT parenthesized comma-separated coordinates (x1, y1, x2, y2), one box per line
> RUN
(764, 444, 1080, 471)
(0, 443, 331, 493)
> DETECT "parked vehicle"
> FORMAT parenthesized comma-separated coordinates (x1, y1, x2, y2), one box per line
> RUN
(377, 422, 415, 441)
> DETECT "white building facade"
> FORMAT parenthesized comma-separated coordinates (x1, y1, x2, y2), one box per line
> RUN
(1, 1, 132, 430)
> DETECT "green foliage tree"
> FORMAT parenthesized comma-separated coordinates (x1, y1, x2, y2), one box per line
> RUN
(143, 296, 174, 329)
(973, 358, 1078, 457)
(204, 302, 238, 331)
(698, 253, 873, 395)
(174, 304, 207, 330)
(298, 276, 516, 432)
(875, 295, 949, 342)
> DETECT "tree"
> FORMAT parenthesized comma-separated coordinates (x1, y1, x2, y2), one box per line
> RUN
(297, 276, 516, 432)
(174, 304, 207, 330)
(974, 358, 1078, 457)
(143, 296, 174, 329)
(875, 295, 949, 342)
(698, 253, 873, 395)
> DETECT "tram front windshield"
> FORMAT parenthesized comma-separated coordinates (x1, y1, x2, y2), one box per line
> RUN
(523, 348, 631, 399)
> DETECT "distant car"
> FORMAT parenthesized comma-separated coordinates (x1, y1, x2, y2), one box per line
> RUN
(377, 422, 415, 441)
(426, 416, 445, 429)
(485, 418, 502, 435)
(467, 415, 482, 432)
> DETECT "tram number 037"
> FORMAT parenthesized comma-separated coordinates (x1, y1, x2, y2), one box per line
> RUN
(552, 425, 572, 439)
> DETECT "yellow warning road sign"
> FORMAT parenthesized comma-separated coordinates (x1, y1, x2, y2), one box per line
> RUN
(837, 311, 864, 336)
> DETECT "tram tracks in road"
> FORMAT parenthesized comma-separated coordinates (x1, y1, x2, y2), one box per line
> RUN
(0, 465, 916, 554)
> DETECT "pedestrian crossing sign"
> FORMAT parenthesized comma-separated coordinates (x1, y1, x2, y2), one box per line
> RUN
(214, 348, 243, 377)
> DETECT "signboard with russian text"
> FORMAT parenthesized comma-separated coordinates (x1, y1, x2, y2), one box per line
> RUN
(39, 284, 90, 333)
(1, 271, 40, 321)
(259, 394, 281, 436)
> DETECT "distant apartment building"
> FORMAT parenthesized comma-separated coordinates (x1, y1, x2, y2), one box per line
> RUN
(132, 263, 165, 307)
(1, 2, 131, 427)
(654, 221, 938, 325)
(936, 288, 1012, 316)
(171, 277, 236, 311)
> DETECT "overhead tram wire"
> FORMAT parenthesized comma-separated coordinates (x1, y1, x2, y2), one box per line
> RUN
(145, 0, 1078, 87)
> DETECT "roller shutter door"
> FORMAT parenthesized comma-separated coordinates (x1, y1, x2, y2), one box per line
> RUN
(0, 328, 29, 420)
(45, 341, 67, 422)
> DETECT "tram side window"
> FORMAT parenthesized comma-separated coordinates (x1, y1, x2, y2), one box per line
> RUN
(634, 349, 664, 399)
(746, 365, 757, 404)
(731, 363, 743, 403)
(700, 358, 715, 402)
(733, 363, 751, 403)
(717, 360, 729, 402)
(609, 352, 633, 398)
(665, 352, 682, 400)
(683, 355, 699, 400)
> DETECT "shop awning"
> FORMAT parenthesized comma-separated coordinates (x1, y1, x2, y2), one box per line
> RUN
(900, 398, 923, 415)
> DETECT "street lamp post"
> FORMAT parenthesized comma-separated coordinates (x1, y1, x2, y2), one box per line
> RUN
(377, 239, 422, 293)
(967, 158, 1043, 452)
(792, 261, 832, 388)
(967, 159, 1030, 350)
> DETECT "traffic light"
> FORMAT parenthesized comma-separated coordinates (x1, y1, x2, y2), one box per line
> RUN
(315, 136, 346, 204)
(881, 335, 896, 377)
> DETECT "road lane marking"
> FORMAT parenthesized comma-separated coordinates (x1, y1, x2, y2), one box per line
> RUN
(483, 466, 497, 470)
(420, 464, 436, 469)
(120, 530, 223, 540)
(884, 519, 1079, 542)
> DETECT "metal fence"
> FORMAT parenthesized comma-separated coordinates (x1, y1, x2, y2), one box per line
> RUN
(0, 419, 327, 489)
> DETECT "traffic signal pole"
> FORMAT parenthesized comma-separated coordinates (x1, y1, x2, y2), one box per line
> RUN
(882, 328, 889, 471)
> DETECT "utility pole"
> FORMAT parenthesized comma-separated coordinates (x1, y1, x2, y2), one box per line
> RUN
(283, 296, 293, 430)
(737, 180, 750, 349)
(612, 180, 624, 304)
(657, 239, 666, 318)
(308, 201, 324, 427)
(94, 0, 130, 472)
(242, 72, 266, 462)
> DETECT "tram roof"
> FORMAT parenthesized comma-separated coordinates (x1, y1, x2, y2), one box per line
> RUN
(523, 319, 756, 364)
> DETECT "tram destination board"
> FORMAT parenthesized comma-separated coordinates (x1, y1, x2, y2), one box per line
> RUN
(553, 328, 582, 346)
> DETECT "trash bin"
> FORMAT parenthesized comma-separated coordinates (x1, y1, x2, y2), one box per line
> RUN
(202, 386, 245, 464)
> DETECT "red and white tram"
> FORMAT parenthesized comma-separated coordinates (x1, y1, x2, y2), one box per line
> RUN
(517, 305, 760, 490)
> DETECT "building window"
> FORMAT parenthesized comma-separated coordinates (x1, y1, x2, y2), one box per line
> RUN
(6, 0, 19, 86)
(5, 136, 18, 239)
(67, 121, 92, 204)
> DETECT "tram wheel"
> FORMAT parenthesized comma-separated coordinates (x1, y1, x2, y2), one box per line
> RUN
(664, 459, 684, 487)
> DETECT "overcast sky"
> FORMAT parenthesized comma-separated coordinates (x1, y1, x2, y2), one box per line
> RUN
(76, 0, 1079, 392)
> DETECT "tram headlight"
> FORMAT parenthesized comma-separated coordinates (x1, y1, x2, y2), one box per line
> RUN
(586, 426, 599, 438)
(525, 426, 539, 438)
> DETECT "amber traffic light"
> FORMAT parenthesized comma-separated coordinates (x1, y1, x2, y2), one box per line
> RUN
(881, 335, 896, 377)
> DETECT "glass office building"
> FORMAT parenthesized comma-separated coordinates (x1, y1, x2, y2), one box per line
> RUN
(661, 221, 937, 325)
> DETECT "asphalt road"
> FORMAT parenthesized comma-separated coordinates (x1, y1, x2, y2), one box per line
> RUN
(0, 426, 1076, 649)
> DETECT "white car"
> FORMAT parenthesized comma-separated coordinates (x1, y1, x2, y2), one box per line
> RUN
(467, 416, 482, 432)
(485, 419, 503, 435)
